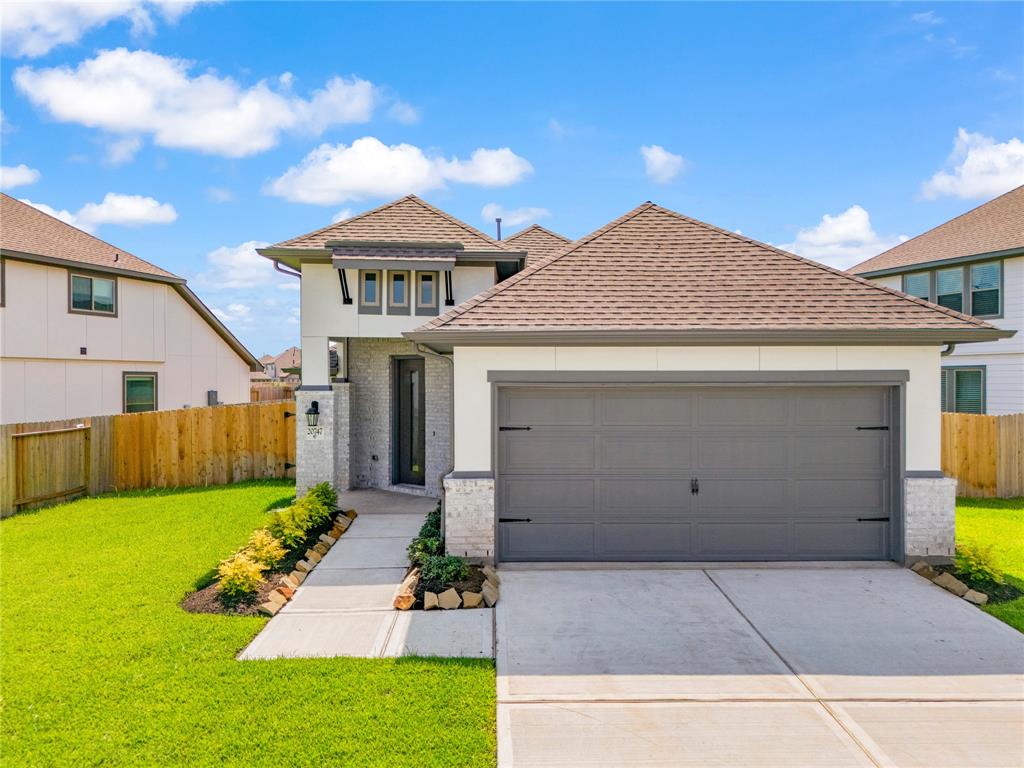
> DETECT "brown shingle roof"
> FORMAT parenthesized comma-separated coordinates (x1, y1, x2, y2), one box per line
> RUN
(0, 193, 179, 279)
(413, 202, 1002, 338)
(849, 185, 1024, 275)
(503, 224, 572, 263)
(274, 195, 509, 253)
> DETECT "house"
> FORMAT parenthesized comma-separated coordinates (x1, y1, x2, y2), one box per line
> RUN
(253, 346, 303, 384)
(0, 194, 261, 423)
(848, 186, 1023, 415)
(264, 195, 1012, 564)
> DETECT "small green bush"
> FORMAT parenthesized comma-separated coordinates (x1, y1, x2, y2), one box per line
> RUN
(216, 554, 266, 602)
(421, 554, 468, 585)
(407, 535, 443, 566)
(267, 505, 307, 548)
(244, 529, 286, 568)
(307, 482, 338, 512)
(419, 503, 442, 539)
(955, 543, 1004, 587)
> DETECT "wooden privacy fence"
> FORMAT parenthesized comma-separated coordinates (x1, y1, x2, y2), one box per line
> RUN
(250, 383, 296, 402)
(1, 401, 296, 517)
(941, 412, 1024, 498)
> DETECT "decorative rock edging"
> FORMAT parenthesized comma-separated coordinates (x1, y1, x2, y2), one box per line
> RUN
(910, 560, 989, 606)
(257, 508, 357, 616)
(394, 563, 500, 611)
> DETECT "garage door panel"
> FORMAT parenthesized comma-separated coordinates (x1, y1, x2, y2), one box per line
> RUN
(797, 478, 886, 511)
(698, 522, 791, 557)
(598, 523, 692, 558)
(698, 479, 789, 510)
(601, 478, 692, 512)
(501, 435, 595, 472)
(504, 478, 594, 513)
(697, 394, 791, 427)
(796, 390, 888, 426)
(504, 391, 595, 426)
(796, 435, 888, 471)
(601, 392, 692, 426)
(600, 435, 692, 470)
(698, 436, 789, 470)
(501, 523, 594, 560)
(795, 522, 887, 558)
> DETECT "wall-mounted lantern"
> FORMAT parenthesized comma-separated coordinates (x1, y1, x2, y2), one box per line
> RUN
(305, 400, 320, 428)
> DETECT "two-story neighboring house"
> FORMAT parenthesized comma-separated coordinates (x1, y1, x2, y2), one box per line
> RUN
(849, 186, 1023, 415)
(0, 194, 261, 423)
(257, 195, 569, 496)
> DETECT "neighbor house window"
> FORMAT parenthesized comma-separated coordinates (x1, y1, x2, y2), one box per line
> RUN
(69, 272, 116, 315)
(358, 270, 382, 314)
(123, 373, 157, 413)
(415, 271, 439, 315)
(935, 267, 963, 313)
(969, 261, 1001, 317)
(388, 270, 410, 315)
(941, 367, 985, 414)
(902, 272, 930, 300)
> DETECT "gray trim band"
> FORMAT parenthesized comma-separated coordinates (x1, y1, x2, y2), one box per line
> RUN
(446, 471, 494, 480)
(296, 385, 333, 391)
(335, 258, 456, 271)
(327, 239, 464, 250)
(486, 370, 912, 384)
(905, 470, 946, 479)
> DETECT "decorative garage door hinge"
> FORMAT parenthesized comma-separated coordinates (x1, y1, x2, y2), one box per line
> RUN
(856, 517, 890, 522)
(499, 426, 532, 431)
(499, 517, 532, 523)
(856, 426, 889, 430)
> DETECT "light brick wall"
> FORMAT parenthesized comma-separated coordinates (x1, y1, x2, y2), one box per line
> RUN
(904, 476, 956, 561)
(347, 338, 451, 496)
(295, 387, 347, 496)
(443, 474, 495, 562)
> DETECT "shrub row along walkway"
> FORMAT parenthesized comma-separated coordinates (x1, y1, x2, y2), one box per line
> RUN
(240, 489, 494, 660)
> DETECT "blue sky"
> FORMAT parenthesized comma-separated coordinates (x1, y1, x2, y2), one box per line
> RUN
(2, 1, 1021, 356)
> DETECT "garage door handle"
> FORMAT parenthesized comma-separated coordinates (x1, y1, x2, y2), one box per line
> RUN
(856, 426, 889, 431)
(499, 517, 532, 523)
(499, 426, 532, 431)
(857, 517, 890, 522)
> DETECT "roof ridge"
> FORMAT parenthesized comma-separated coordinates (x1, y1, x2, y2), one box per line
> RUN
(646, 203, 991, 329)
(272, 195, 415, 248)
(405, 195, 509, 250)
(1, 193, 178, 279)
(420, 202, 657, 330)
(848, 184, 1024, 273)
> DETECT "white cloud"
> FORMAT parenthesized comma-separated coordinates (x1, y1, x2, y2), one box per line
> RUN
(911, 10, 944, 25)
(212, 302, 252, 325)
(13, 48, 391, 158)
(779, 205, 908, 270)
(481, 203, 550, 228)
(0, 164, 41, 190)
(388, 101, 420, 124)
(641, 144, 686, 183)
(331, 208, 354, 223)
(548, 118, 566, 139)
(206, 186, 234, 203)
(920, 129, 1024, 200)
(105, 136, 142, 165)
(1, 2, 208, 58)
(19, 192, 177, 233)
(265, 137, 533, 205)
(195, 240, 275, 290)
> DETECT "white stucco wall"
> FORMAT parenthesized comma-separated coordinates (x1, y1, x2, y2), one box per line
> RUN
(451, 345, 943, 473)
(0, 260, 251, 423)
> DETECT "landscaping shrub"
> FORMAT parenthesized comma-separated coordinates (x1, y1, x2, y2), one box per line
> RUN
(420, 503, 442, 539)
(421, 554, 469, 585)
(267, 505, 308, 548)
(408, 535, 443, 567)
(216, 553, 266, 602)
(244, 529, 286, 568)
(955, 543, 1005, 587)
(307, 482, 338, 512)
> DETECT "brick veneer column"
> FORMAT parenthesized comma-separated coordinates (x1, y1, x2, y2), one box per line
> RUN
(904, 476, 957, 561)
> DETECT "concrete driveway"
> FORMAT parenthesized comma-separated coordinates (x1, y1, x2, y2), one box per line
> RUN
(496, 566, 1024, 767)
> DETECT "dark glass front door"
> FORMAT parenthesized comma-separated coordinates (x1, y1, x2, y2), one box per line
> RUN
(395, 358, 426, 485)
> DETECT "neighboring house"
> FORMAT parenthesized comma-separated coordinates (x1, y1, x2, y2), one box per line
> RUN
(0, 194, 261, 423)
(252, 346, 303, 384)
(849, 186, 1023, 415)
(266, 195, 1013, 565)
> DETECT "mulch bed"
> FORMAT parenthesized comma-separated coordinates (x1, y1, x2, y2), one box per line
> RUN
(933, 564, 1022, 603)
(180, 515, 337, 616)
(414, 564, 487, 603)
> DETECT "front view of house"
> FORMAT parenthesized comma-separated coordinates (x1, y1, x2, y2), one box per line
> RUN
(261, 196, 1013, 566)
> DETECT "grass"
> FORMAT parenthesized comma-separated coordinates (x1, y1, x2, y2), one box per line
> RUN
(956, 496, 1024, 633)
(0, 481, 495, 767)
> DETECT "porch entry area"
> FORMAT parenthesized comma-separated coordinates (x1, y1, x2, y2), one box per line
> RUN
(393, 357, 426, 486)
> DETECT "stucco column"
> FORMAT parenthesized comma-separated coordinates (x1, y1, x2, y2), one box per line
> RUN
(300, 335, 330, 387)
(295, 385, 350, 496)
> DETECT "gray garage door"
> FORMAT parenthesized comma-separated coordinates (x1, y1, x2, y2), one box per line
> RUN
(497, 386, 894, 562)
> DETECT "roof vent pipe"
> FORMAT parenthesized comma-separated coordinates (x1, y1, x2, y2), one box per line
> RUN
(495, 217, 502, 241)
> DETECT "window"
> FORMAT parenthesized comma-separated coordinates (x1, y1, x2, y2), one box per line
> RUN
(902, 272, 929, 300)
(935, 267, 963, 312)
(123, 373, 157, 413)
(970, 261, 1001, 317)
(940, 367, 985, 414)
(388, 270, 410, 315)
(358, 270, 382, 314)
(69, 272, 116, 315)
(415, 271, 439, 315)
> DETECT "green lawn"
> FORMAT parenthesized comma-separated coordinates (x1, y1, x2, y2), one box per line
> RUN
(0, 481, 495, 767)
(956, 496, 1024, 633)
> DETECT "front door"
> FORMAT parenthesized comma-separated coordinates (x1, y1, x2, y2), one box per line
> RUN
(395, 358, 426, 485)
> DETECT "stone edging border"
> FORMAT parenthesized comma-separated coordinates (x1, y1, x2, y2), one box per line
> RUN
(909, 560, 989, 606)
(256, 509, 358, 616)
(393, 564, 500, 611)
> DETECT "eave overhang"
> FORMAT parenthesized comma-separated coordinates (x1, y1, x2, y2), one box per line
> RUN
(851, 247, 1024, 278)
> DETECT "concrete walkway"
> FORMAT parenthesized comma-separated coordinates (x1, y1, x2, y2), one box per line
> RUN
(239, 490, 493, 660)
(496, 567, 1024, 768)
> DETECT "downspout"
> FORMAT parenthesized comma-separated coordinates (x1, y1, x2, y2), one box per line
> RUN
(941, 343, 956, 357)
(415, 342, 455, 538)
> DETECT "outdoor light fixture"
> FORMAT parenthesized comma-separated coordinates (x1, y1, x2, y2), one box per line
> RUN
(305, 400, 320, 428)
